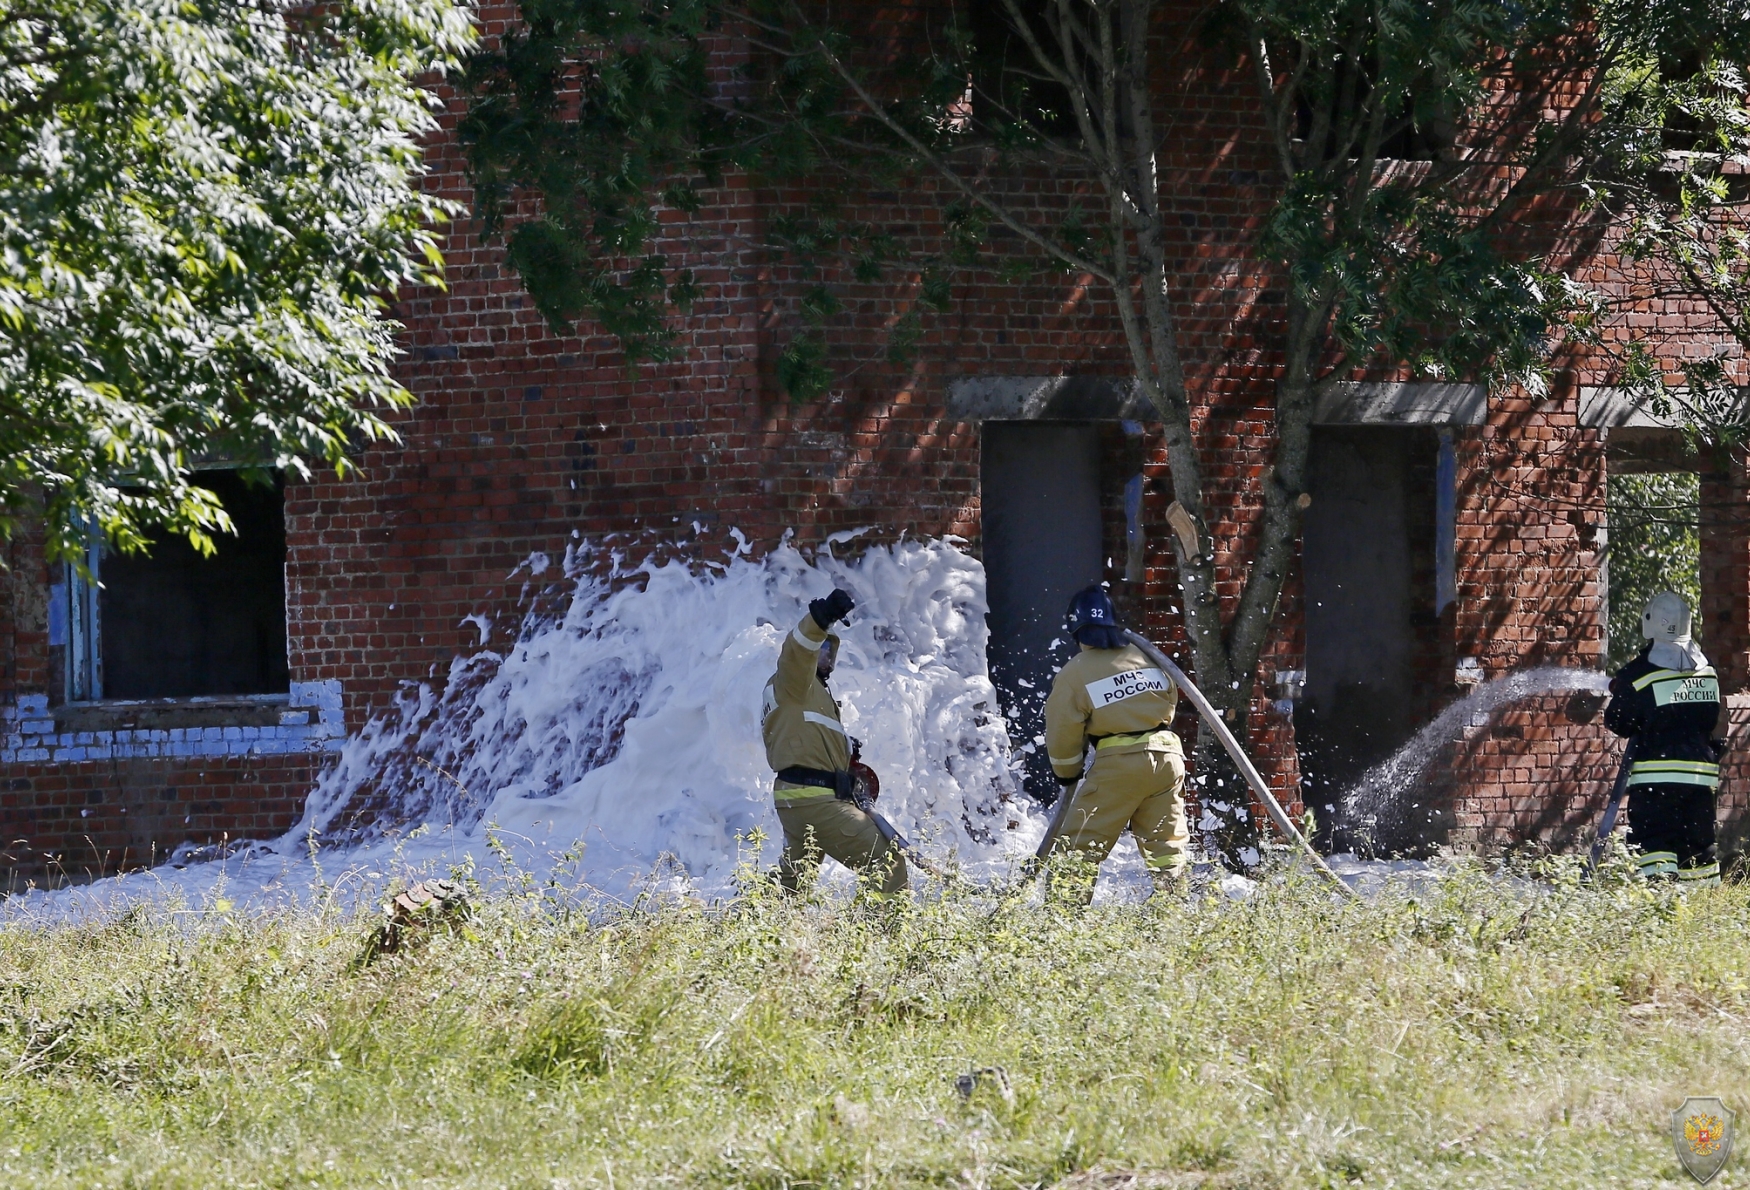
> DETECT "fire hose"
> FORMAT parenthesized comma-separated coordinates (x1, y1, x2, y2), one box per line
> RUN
(1031, 630, 1356, 899)
(1587, 739, 1637, 872)
(844, 754, 949, 880)
(855, 793, 947, 880)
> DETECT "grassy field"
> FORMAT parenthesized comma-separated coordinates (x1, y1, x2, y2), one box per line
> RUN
(1, 855, 1748, 1189)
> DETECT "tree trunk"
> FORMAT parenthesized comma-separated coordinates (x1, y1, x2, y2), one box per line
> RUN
(1149, 290, 1321, 869)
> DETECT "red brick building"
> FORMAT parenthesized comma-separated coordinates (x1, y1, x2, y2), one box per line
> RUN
(1, 6, 1745, 885)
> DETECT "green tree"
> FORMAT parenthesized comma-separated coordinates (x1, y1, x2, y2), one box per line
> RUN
(1591, 9, 1750, 447)
(461, 0, 1701, 863)
(1585, 21, 1750, 674)
(0, 0, 474, 563)
(1605, 471, 1701, 670)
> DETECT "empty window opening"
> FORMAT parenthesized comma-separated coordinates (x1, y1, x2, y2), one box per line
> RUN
(966, 0, 1079, 138)
(1296, 426, 1446, 852)
(65, 470, 290, 701)
(981, 421, 1103, 802)
(1292, 53, 1455, 164)
(1605, 468, 1701, 671)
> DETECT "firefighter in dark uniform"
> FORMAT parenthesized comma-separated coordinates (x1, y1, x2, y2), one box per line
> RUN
(1604, 591, 1728, 886)
(761, 587, 908, 895)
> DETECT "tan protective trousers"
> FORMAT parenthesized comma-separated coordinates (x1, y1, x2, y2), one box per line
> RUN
(1053, 747, 1189, 880)
(776, 797, 909, 895)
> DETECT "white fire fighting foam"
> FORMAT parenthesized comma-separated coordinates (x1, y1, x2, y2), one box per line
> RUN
(14, 534, 1067, 916)
(1340, 665, 1611, 831)
(19, 531, 1558, 921)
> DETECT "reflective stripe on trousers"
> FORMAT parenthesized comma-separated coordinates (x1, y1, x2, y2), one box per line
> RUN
(1627, 759, 1720, 789)
(772, 783, 837, 807)
(1632, 850, 1721, 886)
(1633, 850, 1680, 878)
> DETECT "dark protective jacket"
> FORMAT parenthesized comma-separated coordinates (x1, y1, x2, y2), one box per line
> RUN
(1604, 646, 1725, 791)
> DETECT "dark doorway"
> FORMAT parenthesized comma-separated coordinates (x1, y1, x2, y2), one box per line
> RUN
(101, 470, 290, 699)
(982, 421, 1103, 801)
(1296, 427, 1442, 848)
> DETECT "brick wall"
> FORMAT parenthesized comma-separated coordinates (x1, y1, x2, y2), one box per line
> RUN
(0, 2, 1743, 882)
(0, 754, 318, 892)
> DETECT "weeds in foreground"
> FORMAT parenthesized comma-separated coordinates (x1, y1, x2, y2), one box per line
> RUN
(0, 860, 1746, 1187)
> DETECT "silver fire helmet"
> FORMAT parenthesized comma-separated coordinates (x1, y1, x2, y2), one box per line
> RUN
(1641, 590, 1693, 643)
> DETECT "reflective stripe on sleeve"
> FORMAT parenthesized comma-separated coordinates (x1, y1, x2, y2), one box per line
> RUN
(792, 623, 825, 650)
(802, 710, 846, 735)
(1048, 753, 1084, 769)
(1631, 665, 1715, 690)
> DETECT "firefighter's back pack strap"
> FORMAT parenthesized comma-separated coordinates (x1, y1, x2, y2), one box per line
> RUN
(776, 765, 854, 798)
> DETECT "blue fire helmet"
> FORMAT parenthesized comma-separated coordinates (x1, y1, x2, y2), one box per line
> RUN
(1066, 585, 1119, 637)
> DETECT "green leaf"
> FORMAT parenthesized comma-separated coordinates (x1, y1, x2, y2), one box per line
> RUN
(776, 332, 832, 402)
(0, 0, 473, 560)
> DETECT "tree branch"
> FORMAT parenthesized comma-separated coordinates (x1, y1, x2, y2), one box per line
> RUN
(797, 25, 1117, 282)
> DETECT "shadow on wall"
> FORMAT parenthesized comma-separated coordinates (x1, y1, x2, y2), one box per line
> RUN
(1359, 692, 1634, 860)
(1719, 699, 1750, 869)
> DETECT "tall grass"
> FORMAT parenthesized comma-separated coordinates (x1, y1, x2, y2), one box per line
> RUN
(1, 856, 1747, 1188)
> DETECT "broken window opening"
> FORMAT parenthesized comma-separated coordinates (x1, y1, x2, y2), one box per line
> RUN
(58, 470, 291, 702)
(1291, 45, 1456, 165)
(57, 536, 102, 703)
(1605, 468, 1701, 671)
(966, 0, 1080, 139)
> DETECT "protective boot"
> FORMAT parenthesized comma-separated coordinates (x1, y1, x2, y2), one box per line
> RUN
(1148, 866, 1190, 897)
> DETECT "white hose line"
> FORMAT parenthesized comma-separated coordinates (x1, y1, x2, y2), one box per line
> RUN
(1122, 630, 1357, 899)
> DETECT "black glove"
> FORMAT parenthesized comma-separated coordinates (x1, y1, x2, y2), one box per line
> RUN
(809, 588, 855, 630)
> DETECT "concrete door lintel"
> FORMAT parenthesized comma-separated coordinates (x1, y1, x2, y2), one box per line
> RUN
(948, 376, 1489, 427)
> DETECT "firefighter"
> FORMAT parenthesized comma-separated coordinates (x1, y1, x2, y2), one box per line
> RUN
(1042, 584, 1188, 898)
(1604, 590, 1728, 886)
(761, 587, 908, 895)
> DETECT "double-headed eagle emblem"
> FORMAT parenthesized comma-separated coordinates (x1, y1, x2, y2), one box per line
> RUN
(1673, 1097, 1736, 1184)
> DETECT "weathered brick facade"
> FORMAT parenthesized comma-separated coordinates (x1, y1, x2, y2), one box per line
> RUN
(0, 4, 1745, 885)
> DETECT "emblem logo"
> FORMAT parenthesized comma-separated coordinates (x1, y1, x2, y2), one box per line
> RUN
(1654, 675, 1721, 706)
(1084, 667, 1169, 707)
(1672, 1097, 1735, 1184)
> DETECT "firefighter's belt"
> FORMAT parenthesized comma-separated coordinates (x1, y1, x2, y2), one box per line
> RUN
(1092, 726, 1176, 752)
(775, 765, 852, 802)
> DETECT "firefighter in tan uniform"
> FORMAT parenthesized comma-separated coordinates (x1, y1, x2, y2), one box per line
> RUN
(1043, 585, 1188, 896)
(762, 587, 908, 895)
